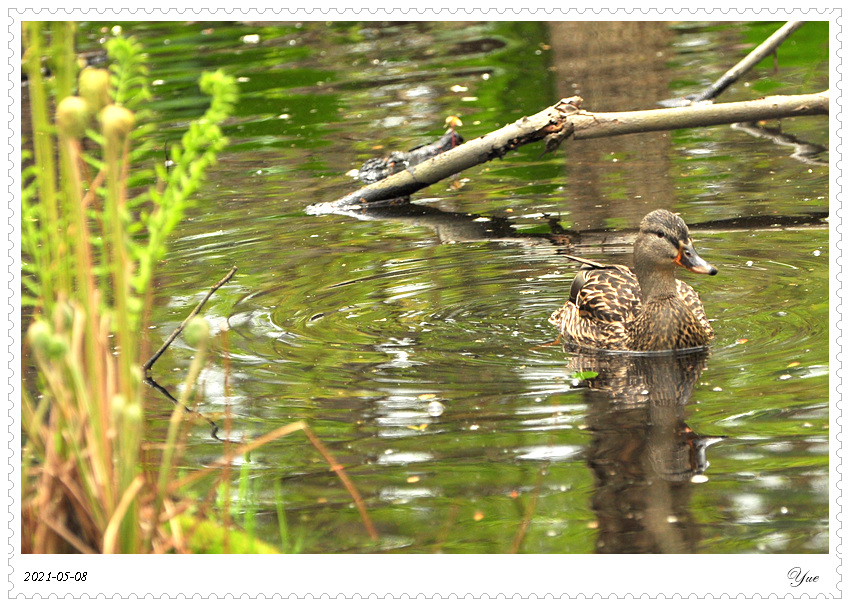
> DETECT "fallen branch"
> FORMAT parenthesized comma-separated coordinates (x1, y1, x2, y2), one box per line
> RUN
(662, 21, 806, 106)
(309, 91, 828, 213)
(570, 91, 828, 139)
(356, 129, 464, 184)
(307, 98, 584, 213)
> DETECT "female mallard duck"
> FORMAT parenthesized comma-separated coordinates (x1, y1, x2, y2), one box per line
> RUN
(549, 209, 717, 351)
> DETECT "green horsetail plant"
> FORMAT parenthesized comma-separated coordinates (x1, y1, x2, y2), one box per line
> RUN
(21, 21, 239, 554)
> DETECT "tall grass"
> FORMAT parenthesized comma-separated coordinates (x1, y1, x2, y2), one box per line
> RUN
(20, 21, 242, 554)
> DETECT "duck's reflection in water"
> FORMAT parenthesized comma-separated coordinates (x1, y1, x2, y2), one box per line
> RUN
(566, 347, 722, 553)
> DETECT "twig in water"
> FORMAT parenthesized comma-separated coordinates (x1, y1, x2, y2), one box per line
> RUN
(300, 424, 379, 541)
(143, 374, 223, 440)
(143, 266, 237, 373)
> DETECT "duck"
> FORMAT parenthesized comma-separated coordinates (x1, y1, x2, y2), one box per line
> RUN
(549, 209, 717, 351)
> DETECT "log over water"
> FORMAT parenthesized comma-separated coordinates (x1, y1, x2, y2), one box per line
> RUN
(308, 91, 828, 213)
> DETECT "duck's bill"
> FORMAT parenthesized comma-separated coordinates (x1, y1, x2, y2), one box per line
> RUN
(675, 243, 718, 275)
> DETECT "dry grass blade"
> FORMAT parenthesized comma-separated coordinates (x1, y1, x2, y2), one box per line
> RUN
(103, 475, 146, 554)
(164, 498, 188, 554)
(300, 425, 379, 541)
(509, 471, 544, 554)
(38, 517, 97, 555)
(170, 420, 379, 542)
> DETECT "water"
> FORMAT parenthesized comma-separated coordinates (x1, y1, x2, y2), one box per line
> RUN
(80, 20, 829, 553)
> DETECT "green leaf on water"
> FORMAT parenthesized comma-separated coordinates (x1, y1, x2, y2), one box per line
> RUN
(572, 371, 599, 381)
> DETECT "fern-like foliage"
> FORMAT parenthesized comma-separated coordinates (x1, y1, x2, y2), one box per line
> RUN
(133, 70, 238, 301)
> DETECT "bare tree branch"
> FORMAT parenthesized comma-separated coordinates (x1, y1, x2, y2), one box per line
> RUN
(662, 21, 806, 106)
(308, 91, 828, 213)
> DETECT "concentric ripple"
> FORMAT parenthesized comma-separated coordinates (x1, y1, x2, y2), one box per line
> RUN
(120, 18, 830, 555)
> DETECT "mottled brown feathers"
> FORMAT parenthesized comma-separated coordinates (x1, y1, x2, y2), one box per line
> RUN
(549, 210, 715, 352)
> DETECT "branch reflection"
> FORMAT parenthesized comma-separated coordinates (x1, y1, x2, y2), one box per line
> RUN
(309, 196, 827, 252)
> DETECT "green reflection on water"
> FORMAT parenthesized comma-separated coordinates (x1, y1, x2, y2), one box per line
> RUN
(76, 20, 829, 553)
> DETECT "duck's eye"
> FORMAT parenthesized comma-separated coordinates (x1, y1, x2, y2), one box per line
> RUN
(655, 231, 664, 238)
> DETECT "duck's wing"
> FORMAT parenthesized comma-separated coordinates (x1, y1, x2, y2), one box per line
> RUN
(676, 280, 714, 338)
(573, 264, 641, 323)
(560, 253, 608, 305)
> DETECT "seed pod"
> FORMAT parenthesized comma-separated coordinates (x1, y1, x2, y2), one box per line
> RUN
(123, 399, 143, 426)
(29, 317, 69, 360)
(111, 394, 127, 421)
(184, 317, 210, 348)
(100, 104, 135, 147)
(56, 96, 91, 139)
(27, 320, 53, 355)
(46, 335, 69, 360)
(78, 67, 111, 114)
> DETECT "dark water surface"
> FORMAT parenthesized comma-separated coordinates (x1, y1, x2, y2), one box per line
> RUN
(82, 20, 829, 553)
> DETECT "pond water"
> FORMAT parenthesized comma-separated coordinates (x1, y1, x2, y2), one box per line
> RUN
(79, 20, 829, 553)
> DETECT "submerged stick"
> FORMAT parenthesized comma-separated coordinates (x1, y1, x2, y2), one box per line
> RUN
(143, 266, 237, 373)
(310, 91, 828, 213)
(509, 475, 542, 554)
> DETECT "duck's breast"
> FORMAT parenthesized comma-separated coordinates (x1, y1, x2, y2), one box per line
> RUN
(675, 279, 713, 338)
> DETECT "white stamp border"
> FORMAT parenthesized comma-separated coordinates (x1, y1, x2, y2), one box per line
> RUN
(5, 5, 842, 600)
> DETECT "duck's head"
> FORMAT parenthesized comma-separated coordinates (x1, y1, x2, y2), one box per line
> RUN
(634, 209, 717, 277)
